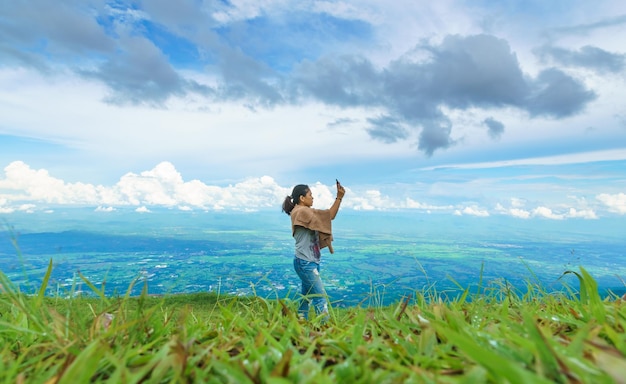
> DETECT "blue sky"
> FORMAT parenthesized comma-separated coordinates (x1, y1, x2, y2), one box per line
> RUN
(0, 0, 625, 219)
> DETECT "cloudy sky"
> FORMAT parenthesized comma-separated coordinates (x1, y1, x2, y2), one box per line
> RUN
(0, 0, 625, 219)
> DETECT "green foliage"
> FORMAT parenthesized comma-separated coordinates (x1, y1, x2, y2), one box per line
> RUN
(1, 261, 625, 383)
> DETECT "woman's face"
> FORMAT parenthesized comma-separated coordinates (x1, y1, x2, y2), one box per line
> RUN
(299, 189, 313, 207)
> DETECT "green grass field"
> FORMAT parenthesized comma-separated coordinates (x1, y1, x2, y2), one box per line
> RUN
(1, 261, 625, 383)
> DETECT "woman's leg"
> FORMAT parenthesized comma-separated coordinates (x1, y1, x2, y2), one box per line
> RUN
(293, 258, 310, 318)
(309, 263, 328, 318)
(293, 258, 328, 320)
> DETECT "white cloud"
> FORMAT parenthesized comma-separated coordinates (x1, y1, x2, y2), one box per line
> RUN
(405, 198, 453, 211)
(0, 161, 104, 205)
(510, 208, 531, 219)
(95, 206, 116, 212)
(0, 161, 291, 211)
(532, 206, 564, 220)
(510, 198, 526, 208)
(565, 208, 597, 219)
(496, 202, 599, 220)
(344, 190, 455, 211)
(597, 192, 626, 214)
(495, 203, 531, 219)
(0, 161, 348, 212)
(458, 205, 490, 217)
(348, 189, 387, 211)
(0, 197, 13, 213)
(17, 204, 36, 213)
(0, 160, 621, 221)
(117, 162, 182, 206)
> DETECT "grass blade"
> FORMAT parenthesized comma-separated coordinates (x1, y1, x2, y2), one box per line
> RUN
(35, 258, 53, 308)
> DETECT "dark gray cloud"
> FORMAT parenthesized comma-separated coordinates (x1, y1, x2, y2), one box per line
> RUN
(294, 34, 596, 155)
(535, 45, 625, 73)
(0, 0, 217, 105)
(0, 0, 112, 52)
(139, 0, 209, 28)
(92, 38, 182, 104)
(0, 44, 51, 72)
(484, 117, 505, 140)
(526, 68, 596, 118)
(0, 1, 283, 106)
(327, 117, 359, 128)
(416, 34, 529, 108)
(547, 14, 626, 37)
(0, 0, 114, 70)
(366, 115, 409, 144)
(81, 36, 207, 106)
(214, 47, 284, 106)
(418, 120, 454, 156)
(293, 55, 380, 106)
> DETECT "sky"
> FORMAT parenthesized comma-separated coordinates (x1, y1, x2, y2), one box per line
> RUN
(0, 0, 625, 220)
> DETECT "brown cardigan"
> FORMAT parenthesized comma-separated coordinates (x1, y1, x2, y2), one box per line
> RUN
(290, 205, 334, 254)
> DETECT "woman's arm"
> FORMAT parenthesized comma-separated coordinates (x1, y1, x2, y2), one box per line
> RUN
(329, 182, 346, 220)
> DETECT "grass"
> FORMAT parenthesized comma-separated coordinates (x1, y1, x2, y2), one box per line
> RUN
(1, 260, 626, 383)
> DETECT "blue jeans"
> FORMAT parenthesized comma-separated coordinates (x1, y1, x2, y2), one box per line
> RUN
(293, 258, 328, 320)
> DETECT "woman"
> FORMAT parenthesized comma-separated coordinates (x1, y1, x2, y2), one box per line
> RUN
(282, 181, 345, 321)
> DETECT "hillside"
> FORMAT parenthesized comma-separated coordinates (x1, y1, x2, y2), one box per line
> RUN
(1, 265, 625, 383)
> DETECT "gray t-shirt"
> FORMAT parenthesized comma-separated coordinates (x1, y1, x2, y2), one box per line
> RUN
(293, 225, 321, 263)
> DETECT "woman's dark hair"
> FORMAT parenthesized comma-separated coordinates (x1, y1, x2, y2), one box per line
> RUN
(282, 184, 309, 215)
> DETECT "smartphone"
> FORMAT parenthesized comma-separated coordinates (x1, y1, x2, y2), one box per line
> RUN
(336, 178, 341, 186)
